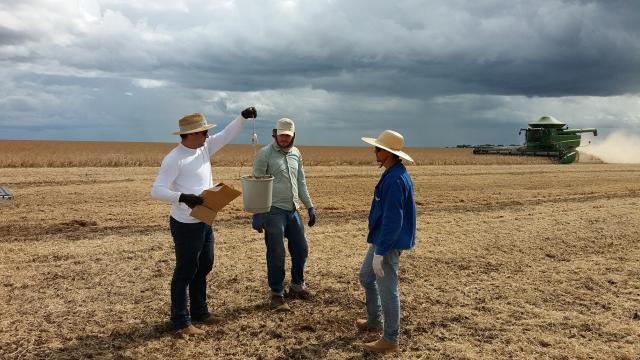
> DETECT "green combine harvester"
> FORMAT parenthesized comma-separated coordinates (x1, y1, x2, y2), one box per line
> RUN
(472, 116, 598, 164)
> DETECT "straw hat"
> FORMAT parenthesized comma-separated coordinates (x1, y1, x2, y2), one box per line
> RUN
(362, 130, 414, 163)
(173, 113, 216, 135)
(276, 118, 295, 136)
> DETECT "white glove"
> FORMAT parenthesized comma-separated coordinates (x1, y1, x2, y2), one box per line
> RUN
(372, 254, 384, 277)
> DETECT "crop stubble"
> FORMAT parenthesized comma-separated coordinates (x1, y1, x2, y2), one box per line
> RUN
(0, 159, 639, 358)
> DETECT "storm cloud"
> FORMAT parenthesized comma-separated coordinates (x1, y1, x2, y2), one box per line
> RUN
(1, 0, 639, 146)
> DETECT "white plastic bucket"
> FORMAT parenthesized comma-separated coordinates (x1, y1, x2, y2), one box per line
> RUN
(240, 175, 274, 213)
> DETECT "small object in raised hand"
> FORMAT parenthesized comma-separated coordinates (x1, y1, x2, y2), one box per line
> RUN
(241, 107, 257, 119)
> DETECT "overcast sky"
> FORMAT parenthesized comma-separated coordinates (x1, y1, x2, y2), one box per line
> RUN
(1, 0, 639, 146)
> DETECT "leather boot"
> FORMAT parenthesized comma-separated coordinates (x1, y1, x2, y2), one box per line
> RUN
(362, 338, 399, 353)
(193, 314, 223, 325)
(269, 295, 290, 312)
(174, 324, 205, 337)
(287, 286, 312, 300)
(355, 319, 383, 332)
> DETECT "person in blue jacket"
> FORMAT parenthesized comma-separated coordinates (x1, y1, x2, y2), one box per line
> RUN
(356, 129, 416, 353)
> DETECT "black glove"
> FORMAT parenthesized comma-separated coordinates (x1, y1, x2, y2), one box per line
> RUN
(252, 214, 263, 233)
(179, 193, 203, 209)
(241, 107, 257, 119)
(307, 207, 316, 227)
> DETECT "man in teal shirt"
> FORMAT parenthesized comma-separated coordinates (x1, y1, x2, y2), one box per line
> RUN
(251, 118, 316, 312)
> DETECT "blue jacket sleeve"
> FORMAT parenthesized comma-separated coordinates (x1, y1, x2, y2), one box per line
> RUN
(375, 178, 405, 255)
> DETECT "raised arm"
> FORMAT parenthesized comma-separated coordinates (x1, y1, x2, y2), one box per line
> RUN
(206, 107, 257, 156)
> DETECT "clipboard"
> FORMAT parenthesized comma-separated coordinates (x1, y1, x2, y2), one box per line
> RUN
(190, 183, 241, 224)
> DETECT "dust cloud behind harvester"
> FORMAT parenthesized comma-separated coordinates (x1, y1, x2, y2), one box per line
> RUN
(579, 132, 640, 164)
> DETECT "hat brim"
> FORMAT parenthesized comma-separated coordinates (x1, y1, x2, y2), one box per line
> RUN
(173, 123, 216, 135)
(362, 137, 414, 163)
(276, 130, 294, 136)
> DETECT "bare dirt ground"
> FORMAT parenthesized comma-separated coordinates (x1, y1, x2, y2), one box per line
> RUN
(1, 164, 639, 359)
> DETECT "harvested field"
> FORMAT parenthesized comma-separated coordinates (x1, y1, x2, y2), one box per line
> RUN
(0, 140, 554, 167)
(1, 152, 639, 358)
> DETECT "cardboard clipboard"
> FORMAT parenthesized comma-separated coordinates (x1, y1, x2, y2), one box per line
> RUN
(190, 183, 241, 224)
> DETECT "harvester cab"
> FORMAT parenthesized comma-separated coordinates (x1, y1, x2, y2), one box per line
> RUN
(473, 116, 598, 164)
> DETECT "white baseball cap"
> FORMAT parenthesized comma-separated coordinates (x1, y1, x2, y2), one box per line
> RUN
(276, 118, 295, 136)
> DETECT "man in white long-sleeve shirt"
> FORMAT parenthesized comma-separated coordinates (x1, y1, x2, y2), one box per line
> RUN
(151, 107, 257, 336)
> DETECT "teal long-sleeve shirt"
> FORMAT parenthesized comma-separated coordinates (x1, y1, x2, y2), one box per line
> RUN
(252, 142, 314, 211)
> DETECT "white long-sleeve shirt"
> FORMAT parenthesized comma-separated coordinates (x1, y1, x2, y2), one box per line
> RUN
(151, 115, 247, 223)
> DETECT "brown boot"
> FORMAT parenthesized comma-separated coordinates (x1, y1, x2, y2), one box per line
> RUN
(193, 314, 223, 325)
(362, 338, 399, 353)
(355, 319, 383, 332)
(174, 324, 205, 337)
(269, 295, 290, 312)
(287, 286, 312, 300)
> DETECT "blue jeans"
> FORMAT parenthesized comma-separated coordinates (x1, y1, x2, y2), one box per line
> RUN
(359, 244, 402, 343)
(169, 216, 214, 330)
(263, 207, 308, 296)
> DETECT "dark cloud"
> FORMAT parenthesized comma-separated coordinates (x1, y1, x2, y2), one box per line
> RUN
(0, 26, 34, 45)
(104, 0, 638, 100)
(0, 0, 638, 145)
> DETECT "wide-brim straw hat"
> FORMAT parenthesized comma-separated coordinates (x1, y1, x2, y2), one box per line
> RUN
(362, 129, 414, 163)
(173, 113, 216, 135)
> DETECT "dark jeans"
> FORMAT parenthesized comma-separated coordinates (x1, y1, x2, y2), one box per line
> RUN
(263, 207, 308, 296)
(169, 216, 214, 330)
